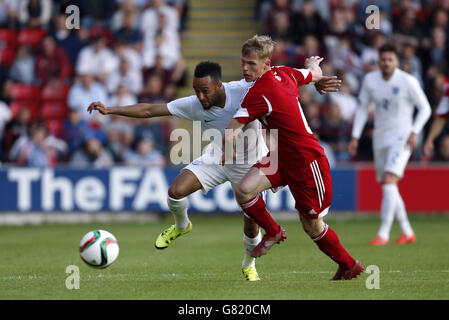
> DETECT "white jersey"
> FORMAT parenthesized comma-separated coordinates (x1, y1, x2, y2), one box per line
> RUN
(352, 69, 431, 149)
(167, 79, 268, 165)
(436, 84, 449, 118)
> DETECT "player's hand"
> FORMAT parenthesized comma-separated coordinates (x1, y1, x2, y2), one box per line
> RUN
(221, 131, 237, 166)
(314, 76, 342, 95)
(87, 101, 109, 115)
(348, 137, 359, 157)
(423, 139, 434, 157)
(406, 132, 417, 150)
(305, 56, 324, 68)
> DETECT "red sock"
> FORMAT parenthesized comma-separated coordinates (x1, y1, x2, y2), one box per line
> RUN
(312, 224, 356, 270)
(240, 195, 279, 236)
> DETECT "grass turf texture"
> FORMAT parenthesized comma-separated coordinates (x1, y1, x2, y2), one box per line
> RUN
(0, 214, 448, 300)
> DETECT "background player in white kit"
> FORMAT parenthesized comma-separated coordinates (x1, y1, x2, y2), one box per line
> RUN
(348, 44, 431, 246)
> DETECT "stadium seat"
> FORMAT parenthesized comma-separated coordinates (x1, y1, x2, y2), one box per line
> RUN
(0, 29, 17, 49)
(45, 119, 64, 137)
(40, 101, 68, 120)
(9, 100, 39, 121)
(89, 26, 113, 44)
(10, 83, 41, 101)
(41, 82, 70, 101)
(17, 28, 47, 50)
(0, 47, 15, 66)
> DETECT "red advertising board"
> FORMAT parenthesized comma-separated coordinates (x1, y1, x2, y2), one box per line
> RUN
(357, 164, 449, 212)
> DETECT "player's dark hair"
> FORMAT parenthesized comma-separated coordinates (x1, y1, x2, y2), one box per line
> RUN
(378, 43, 398, 56)
(194, 61, 222, 82)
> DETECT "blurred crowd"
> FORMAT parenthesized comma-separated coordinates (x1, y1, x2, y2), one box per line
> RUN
(0, 0, 188, 167)
(258, 0, 449, 165)
(0, 0, 448, 169)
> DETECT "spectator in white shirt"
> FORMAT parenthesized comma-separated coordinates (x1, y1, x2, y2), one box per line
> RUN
(109, 84, 138, 108)
(141, 1, 181, 70)
(113, 40, 143, 73)
(107, 59, 143, 95)
(76, 35, 120, 83)
(142, 29, 181, 72)
(67, 72, 109, 122)
(360, 32, 386, 72)
(329, 81, 358, 122)
(140, 0, 179, 41)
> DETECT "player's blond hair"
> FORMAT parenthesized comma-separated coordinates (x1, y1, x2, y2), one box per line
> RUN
(242, 35, 274, 61)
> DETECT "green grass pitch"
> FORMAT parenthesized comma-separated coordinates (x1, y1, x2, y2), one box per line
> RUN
(1, 214, 448, 300)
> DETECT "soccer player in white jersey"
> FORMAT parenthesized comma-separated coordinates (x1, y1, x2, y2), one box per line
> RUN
(348, 44, 431, 246)
(423, 83, 449, 157)
(88, 61, 266, 281)
(88, 61, 339, 280)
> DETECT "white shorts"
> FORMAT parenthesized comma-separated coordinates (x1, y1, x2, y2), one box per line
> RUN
(184, 155, 265, 219)
(374, 143, 412, 182)
(183, 155, 253, 194)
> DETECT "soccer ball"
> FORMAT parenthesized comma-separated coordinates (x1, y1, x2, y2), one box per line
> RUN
(79, 230, 119, 268)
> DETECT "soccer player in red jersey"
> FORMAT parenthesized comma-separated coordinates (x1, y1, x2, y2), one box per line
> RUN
(223, 35, 363, 280)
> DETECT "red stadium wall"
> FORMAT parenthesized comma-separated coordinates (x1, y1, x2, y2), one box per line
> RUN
(357, 165, 449, 212)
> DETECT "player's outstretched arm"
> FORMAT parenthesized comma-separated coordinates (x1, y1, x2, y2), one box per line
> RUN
(87, 101, 171, 118)
(423, 116, 446, 156)
(348, 137, 359, 157)
(314, 76, 342, 95)
(304, 56, 342, 94)
(304, 56, 324, 83)
(348, 76, 372, 158)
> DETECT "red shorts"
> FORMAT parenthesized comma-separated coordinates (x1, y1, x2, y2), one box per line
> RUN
(254, 155, 332, 219)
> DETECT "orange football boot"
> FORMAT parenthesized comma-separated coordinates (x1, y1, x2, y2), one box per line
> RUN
(396, 233, 416, 244)
(369, 235, 389, 246)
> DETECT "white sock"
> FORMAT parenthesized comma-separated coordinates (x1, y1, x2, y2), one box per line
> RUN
(394, 189, 414, 236)
(167, 196, 190, 230)
(242, 232, 261, 268)
(378, 184, 397, 240)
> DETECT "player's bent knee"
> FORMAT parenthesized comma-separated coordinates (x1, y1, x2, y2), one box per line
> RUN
(168, 184, 188, 200)
(300, 215, 325, 238)
(234, 182, 256, 203)
(381, 172, 399, 185)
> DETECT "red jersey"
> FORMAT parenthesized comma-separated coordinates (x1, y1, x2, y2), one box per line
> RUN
(234, 66, 325, 168)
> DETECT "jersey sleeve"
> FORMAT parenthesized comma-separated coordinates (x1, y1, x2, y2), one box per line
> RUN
(166, 96, 197, 120)
(351, 76, 372, 139)
(436, 86, 449, 118)
(233, 88, 271, 124)
(407, 75, 432, 134)
(279, 66, 312, 86)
